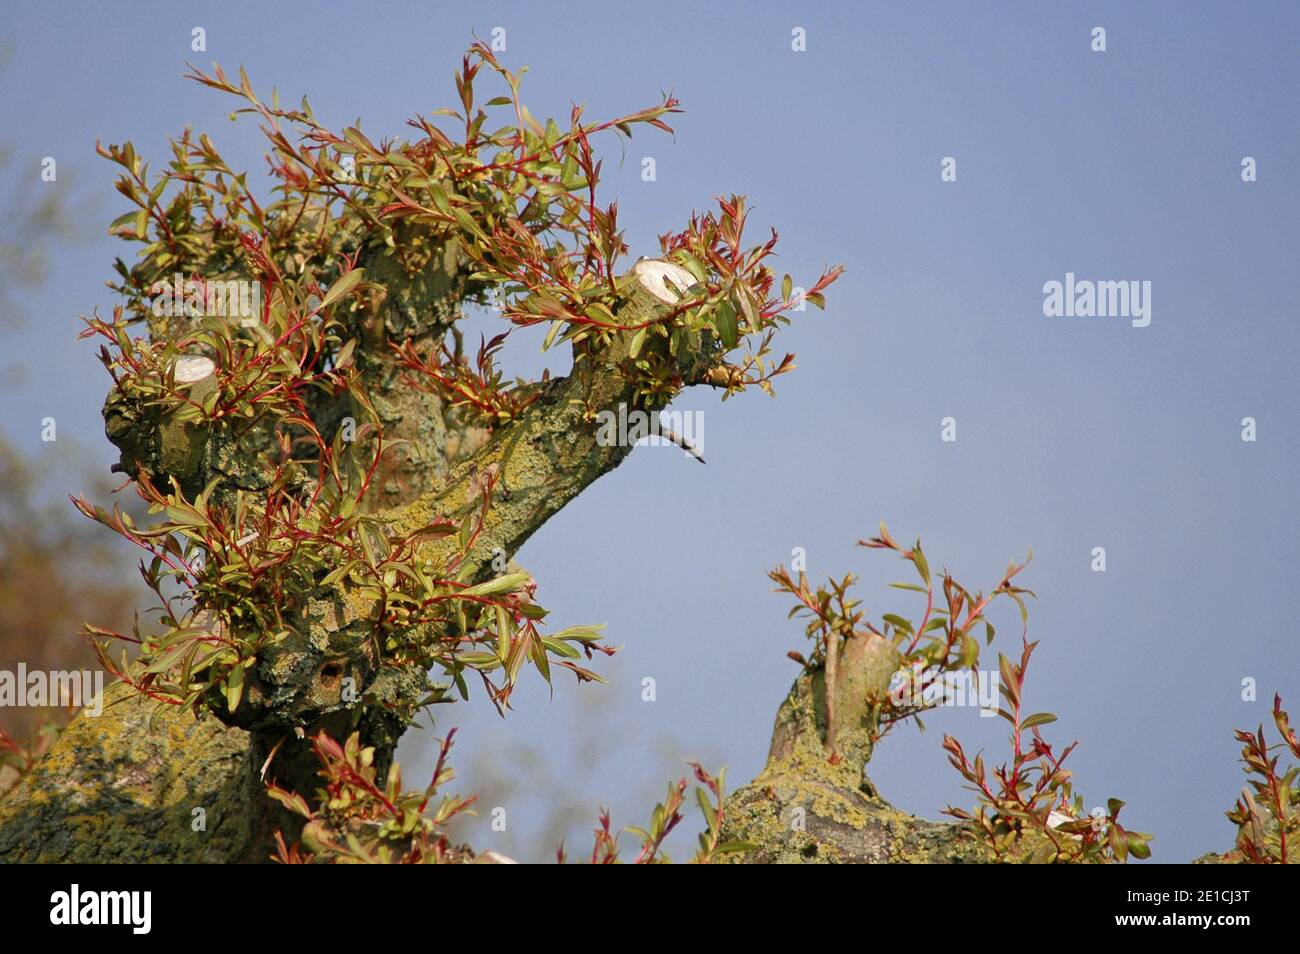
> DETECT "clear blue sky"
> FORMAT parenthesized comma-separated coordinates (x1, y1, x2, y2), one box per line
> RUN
(1, 1, 1296, 861)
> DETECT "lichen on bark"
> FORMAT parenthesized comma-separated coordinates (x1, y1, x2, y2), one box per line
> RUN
(0, 683, 254, 863)
(719, 632, 993, 863)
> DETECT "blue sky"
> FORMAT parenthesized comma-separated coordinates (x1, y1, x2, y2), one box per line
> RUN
(1, 1, 1297, 861)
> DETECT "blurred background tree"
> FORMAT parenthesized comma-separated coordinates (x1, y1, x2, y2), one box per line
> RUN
(0, 440, 139, 743)
(0, 44, 139, 791)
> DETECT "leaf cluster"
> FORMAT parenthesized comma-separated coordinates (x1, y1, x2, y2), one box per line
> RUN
(1226, 694, 1300, 863)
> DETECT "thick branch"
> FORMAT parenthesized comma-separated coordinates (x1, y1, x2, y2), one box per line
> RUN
(718, 635, 996, 863)
(172, 260, 713, 791)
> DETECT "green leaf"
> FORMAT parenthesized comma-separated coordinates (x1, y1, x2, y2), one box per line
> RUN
(628, 326, 647, 358)
(998, 655, 1019, 705)
(882, 613, 913, 634)
(539, 636, 580, 659)
(225, 662, 245, 712)
(1126, 832, 1153, 859)
(541, 321, 564, 353)
(550, 624, 605, 642)
(715, 300, 738, 349)
(266, 786, 312, 819)
(1011, 592, 1028, 625)
(1020, 712, 1057, 730)
(678, 252, 708, 284)
(958, 633, 979, 667)
(495, 605, 512, 662)
(530, 636, 551, 684)
(714, 841, 756, 855)
(320, 269, 364, 311)
(457, 652, 501, 669)
(452, 206, 486, 239)
(457, 511, 473, 552)
(461, 572, 531, 597)
(164, 505, 207, 528)
(911, 544, 930, 586)
(334, 338, 357, 369)
(889, 582, 927, 593)
(321, 562, 355, 587)
(695, 787, 717, 831)
(733, 287, 758, 330)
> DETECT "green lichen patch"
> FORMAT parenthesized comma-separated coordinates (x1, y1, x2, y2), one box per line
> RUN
(0, 683, 255, 863)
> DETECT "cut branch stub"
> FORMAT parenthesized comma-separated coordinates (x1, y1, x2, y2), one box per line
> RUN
(172, 354, 217, 386)
(104, 354, 220, 495)
(717, 650, 987, 864)
(612, 257, 720, 382)
(765, 633, 902, 784)
(157, 355, 217, 488)
(829, 633, 902, 767)
(617, 259, 696, 342)
(624, 259, 697, 313)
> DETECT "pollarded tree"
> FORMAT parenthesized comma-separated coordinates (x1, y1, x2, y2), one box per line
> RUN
(0, 45, 839, 861)
(0, 47, 1285, 865)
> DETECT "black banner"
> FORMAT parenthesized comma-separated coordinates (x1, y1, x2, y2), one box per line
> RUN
(9, 862, 1284, 939)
